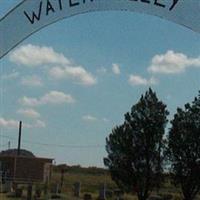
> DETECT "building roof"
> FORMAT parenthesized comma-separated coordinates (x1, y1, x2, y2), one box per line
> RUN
(0, 149, 53, 161)
(0, 149, 35, 157)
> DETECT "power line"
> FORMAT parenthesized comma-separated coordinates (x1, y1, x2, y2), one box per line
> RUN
(0, 135, 105, 149)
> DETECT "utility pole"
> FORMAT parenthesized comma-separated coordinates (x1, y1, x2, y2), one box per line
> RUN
(17, 121, 22, 156)
(8, 141, 10, 149)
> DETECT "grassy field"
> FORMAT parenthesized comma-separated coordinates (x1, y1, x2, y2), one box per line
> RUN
(0, 165, 200, 200)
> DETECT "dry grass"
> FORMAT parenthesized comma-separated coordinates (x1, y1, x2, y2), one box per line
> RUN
(1, 170, 200, 200)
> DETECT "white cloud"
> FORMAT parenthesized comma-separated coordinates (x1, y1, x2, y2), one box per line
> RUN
(82, 115, 97, 122)
(9, 44, 96, 86)
(49, 66, 96, 86)
(166, 94, 172, 100)
(19, 97, 39, 107)
(82, 115, 110, 123)
(9, 44, 70, 66)
(0, 118, 45, 129)
(17, 108, 40, 118)
(112, 64, 120, 75)
(129, 75, 157, 86)
(21, 75, 43, 87)
(148, 50, 200, 74)
(24, 120, 46, 128)
(97, 67, 107, 74)
(1, 71, 19, 80)
(0, 118, 19, 128)
(102, 118, 109, 123)
(40, 91, 75, 105)
(19, 91, 75, 107)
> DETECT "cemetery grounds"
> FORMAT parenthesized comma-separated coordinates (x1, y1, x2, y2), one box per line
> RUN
(1, 166, 200, 200)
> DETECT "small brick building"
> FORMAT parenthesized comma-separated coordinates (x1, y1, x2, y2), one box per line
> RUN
(0, 149, 53, 184)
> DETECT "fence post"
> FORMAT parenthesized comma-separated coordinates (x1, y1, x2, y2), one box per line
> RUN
(27, 183, 33, 200)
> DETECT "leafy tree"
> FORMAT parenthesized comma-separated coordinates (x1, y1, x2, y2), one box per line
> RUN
(104, 88, 169, 200)
(168, 92, 200, 200)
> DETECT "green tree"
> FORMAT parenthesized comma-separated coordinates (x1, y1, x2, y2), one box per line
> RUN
(168, 92, 200, 200)
(104, 88, 169, 200)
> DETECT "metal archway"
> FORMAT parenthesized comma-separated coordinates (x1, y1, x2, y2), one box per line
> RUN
(0, 0, 200, 59)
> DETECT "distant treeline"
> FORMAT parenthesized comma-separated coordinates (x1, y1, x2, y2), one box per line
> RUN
(53, 164, 108, 175)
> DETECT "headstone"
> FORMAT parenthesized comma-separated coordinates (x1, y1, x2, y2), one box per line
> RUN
(16, 188, 23, 198)
(98, 184, 106, 200)
(51, 194, 61, 199)
(6, 192, 16, 198)
(148, 196, 163, 200)
(51, 183, 59, 194)
(1, 181, 12, 193)
(105, 190, 113, 198)
(35, 188, 42, 198)
(56, 184, 60, 194)
(114, 189, 124, 200)
(161, 194, 173, 200)
(74, 182, 81, 197)
(84, 193, 92, 200)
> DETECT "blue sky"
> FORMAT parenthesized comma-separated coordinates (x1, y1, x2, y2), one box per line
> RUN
(0, 1, 200, 167)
